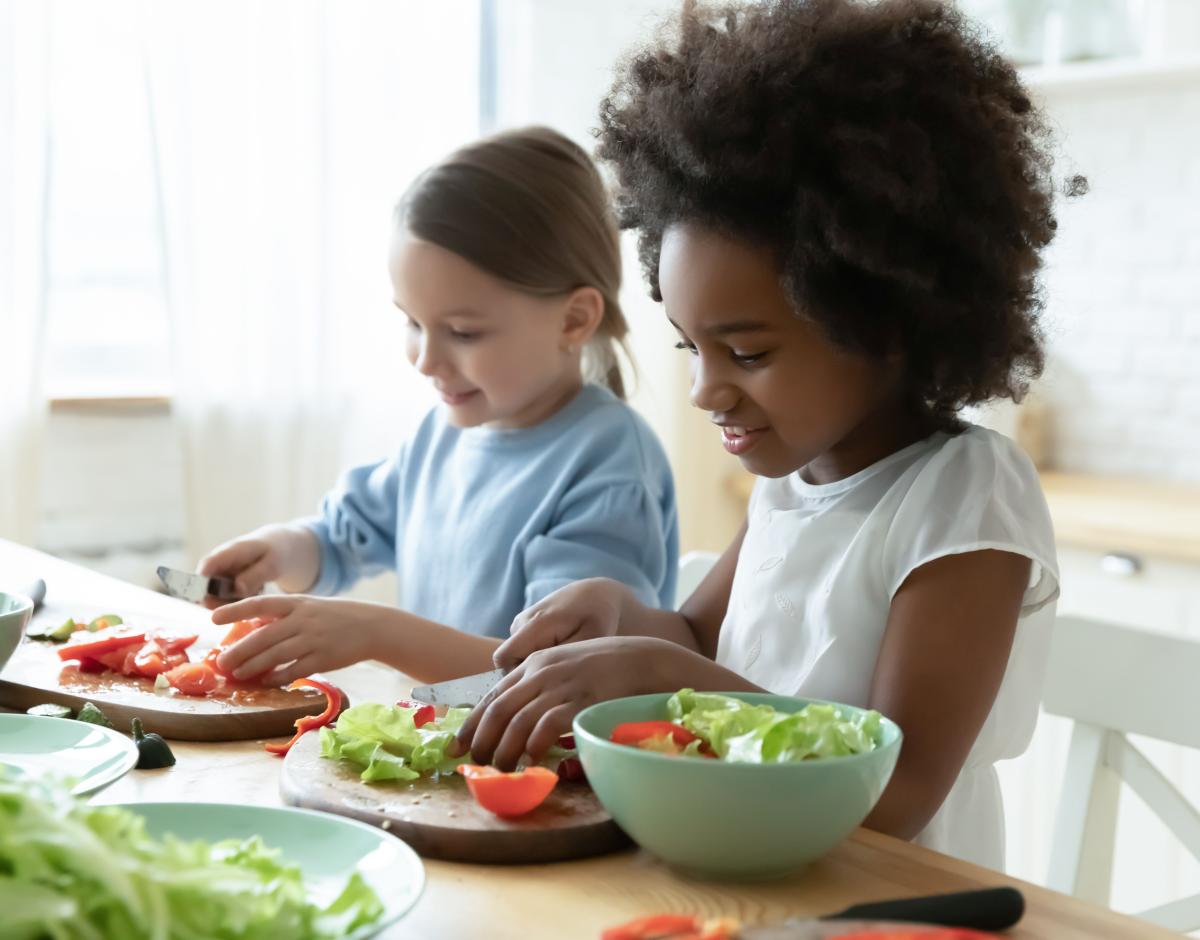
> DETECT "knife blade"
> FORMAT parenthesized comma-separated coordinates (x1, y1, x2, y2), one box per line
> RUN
(156, 565, 240, 604)
(741, 888, 1025, 939)
(409, 667, 506, 707)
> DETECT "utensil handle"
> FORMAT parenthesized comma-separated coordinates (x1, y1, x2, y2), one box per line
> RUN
(24, 579, 46, 613)
(829, 887, 1024, 931)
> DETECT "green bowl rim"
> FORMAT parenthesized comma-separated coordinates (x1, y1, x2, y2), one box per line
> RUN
(0, 591, 34, 618)
(572, 691, 902, 771)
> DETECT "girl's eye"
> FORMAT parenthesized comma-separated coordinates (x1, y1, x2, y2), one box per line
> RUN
(731, 350, 768, 366)
(673, 340, 697, 355)
(450, 329, 482, 342)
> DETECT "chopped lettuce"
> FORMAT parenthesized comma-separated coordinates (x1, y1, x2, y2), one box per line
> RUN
(666, 689, 882, 763)
(320, 702, 471, 783)
(0, 772, 384, 940)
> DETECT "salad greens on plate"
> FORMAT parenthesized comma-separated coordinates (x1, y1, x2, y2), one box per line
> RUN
(0, 772, 384, 940)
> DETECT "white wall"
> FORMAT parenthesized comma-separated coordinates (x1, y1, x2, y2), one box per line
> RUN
(1034, 68, 1200, 483)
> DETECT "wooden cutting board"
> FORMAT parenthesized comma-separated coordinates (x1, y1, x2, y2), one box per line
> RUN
(280, 730, 630, 863)
(0, 602, 329, 741)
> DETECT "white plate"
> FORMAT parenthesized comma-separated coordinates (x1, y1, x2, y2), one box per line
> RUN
(0, 713, 139, 794)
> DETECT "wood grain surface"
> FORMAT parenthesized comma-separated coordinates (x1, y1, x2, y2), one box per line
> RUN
(281, 729, 629, 863)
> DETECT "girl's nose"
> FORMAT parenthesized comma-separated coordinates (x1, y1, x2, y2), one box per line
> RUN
(412, 336, 443, 378)
(689, 357, 738, 413)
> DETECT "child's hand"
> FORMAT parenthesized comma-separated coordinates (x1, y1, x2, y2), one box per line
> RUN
(197, 524, 321, 609)
(210, 595, 378, 686)
(455, 636, 689, 770)
(493, 578, 628, 670)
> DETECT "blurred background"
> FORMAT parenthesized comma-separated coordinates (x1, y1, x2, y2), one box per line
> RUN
(2, 0, 1199, 922)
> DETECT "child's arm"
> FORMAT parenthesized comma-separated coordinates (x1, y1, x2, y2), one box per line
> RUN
(210, 595, 500, 687)
(862, 548, 1031, 840)
(495, 522, 747, 666)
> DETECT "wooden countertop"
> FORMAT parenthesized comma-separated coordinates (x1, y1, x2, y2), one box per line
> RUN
(0, 539, 1178, 940)
(729, 470, 1200, 566)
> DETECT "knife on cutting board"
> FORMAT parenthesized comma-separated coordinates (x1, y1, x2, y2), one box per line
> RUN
(156, 565, 241, 604)
(410, 667, 506, 707)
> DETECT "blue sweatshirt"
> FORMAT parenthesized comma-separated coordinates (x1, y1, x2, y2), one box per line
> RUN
(303, 384, 679, 638)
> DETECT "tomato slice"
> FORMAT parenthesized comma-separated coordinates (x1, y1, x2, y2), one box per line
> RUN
(456, 764, 558, 817)
(396, 699, 435, 728)
(165, 660, 220, 696)
(57, 627, 147, 662)
(601, 914, 740, 940)
(151, 633, 198, 654)
(219, 617, 272, 647)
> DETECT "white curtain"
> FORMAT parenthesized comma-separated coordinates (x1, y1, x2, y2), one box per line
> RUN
(0, 1, 48, 544)
(138, 1, 474, 563)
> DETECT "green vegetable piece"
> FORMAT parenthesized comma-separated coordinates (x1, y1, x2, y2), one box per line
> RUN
(75, 701, 114, 729)
(26, 703, 73, 720)
(87, 613, 123, 632)
(131, 717, 176, 769)
(25, 617, 77, 642)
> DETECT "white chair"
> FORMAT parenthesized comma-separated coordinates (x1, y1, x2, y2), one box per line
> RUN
(1045, 615, 1200, 932)
(676, 550, 719, 609)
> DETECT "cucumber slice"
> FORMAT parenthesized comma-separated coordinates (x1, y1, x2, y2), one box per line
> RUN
(27, 703, 74, 720)
(26, 617, 78, 642)
(87, 614, 123, 632)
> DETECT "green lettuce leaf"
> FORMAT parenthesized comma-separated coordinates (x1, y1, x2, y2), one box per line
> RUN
(0, 772, 385, 940)
(319, 702, 471, 783)
(666, 689, 882, 763)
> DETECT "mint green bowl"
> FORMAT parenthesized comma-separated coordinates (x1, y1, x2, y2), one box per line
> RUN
(0, 590, 34, 673)
(573, 693, 901, 880)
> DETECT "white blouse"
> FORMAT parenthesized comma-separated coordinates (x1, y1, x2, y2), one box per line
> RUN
(716, 425, 1059, 870)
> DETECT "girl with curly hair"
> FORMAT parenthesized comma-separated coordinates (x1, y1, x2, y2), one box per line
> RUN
(457, 0, 1077, 869)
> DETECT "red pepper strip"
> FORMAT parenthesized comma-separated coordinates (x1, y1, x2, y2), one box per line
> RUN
(457, 763, 558, 817)
(600, 914, 740, 940)
(57, 628, 147, 662)
(264, 677, 346, 756)
(609, 720, 716, 757)
(396, 699, 436, 728)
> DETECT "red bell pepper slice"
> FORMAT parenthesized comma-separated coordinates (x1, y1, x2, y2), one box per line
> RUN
(609, 720, 715, 756)
(264, 677, 345, 756)
(57, 627, 147, 662)
(601, 914, 739, 940)
(456, 764, 558, 817)
(395, 699, 435, 728)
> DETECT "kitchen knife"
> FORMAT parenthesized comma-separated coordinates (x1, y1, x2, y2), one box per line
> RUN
(409, 667, 507, 707)
(740, 887, 1025, 938)
(156, 565, 241, 604)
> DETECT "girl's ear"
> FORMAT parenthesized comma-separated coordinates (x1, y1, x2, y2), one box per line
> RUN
(561, 286, 605, 350)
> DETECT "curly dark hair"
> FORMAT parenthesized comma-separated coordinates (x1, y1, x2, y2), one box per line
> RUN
(596, 0, 1085, 425)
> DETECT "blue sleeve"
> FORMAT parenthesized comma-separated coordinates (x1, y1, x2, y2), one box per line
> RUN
(301, 455, 401, 596)
(522, 481, 678, 610)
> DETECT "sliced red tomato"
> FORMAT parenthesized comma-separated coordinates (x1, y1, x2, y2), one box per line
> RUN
(609, 720, 714, 756)
(74, 656, 108, 674)
(264, 677, 346, 755)
(165, 660, 221, 696)
(219, 617, 272, 647)
(57, 627, 147, 663)
(151, 633, 198, 654)
(395, 699, 435, 728)
(456, 764, 558, 818)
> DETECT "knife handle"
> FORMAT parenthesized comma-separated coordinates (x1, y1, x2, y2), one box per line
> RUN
(828, 887, 1024, 932)
(23, 579, 46, 613)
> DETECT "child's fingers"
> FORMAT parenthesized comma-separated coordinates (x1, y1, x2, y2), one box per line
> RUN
(198, 539, 266, 580)
(452, 669, 534, 763)
(263, 652, 324, 688)
(210, 594, 299, 626)
(494, 609, 579, 669)
(214, 616, 298, 672)
(522, 702, 577, 765)
(229, 635, 310, 681)
(230, 555, 275, 600)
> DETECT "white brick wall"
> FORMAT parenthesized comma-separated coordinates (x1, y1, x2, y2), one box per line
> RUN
(1035, 70, 1200, 483)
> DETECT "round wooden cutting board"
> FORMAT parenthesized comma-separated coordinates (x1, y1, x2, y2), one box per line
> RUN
(0, 604, 329, 741)
(280, 730, 630, 864)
